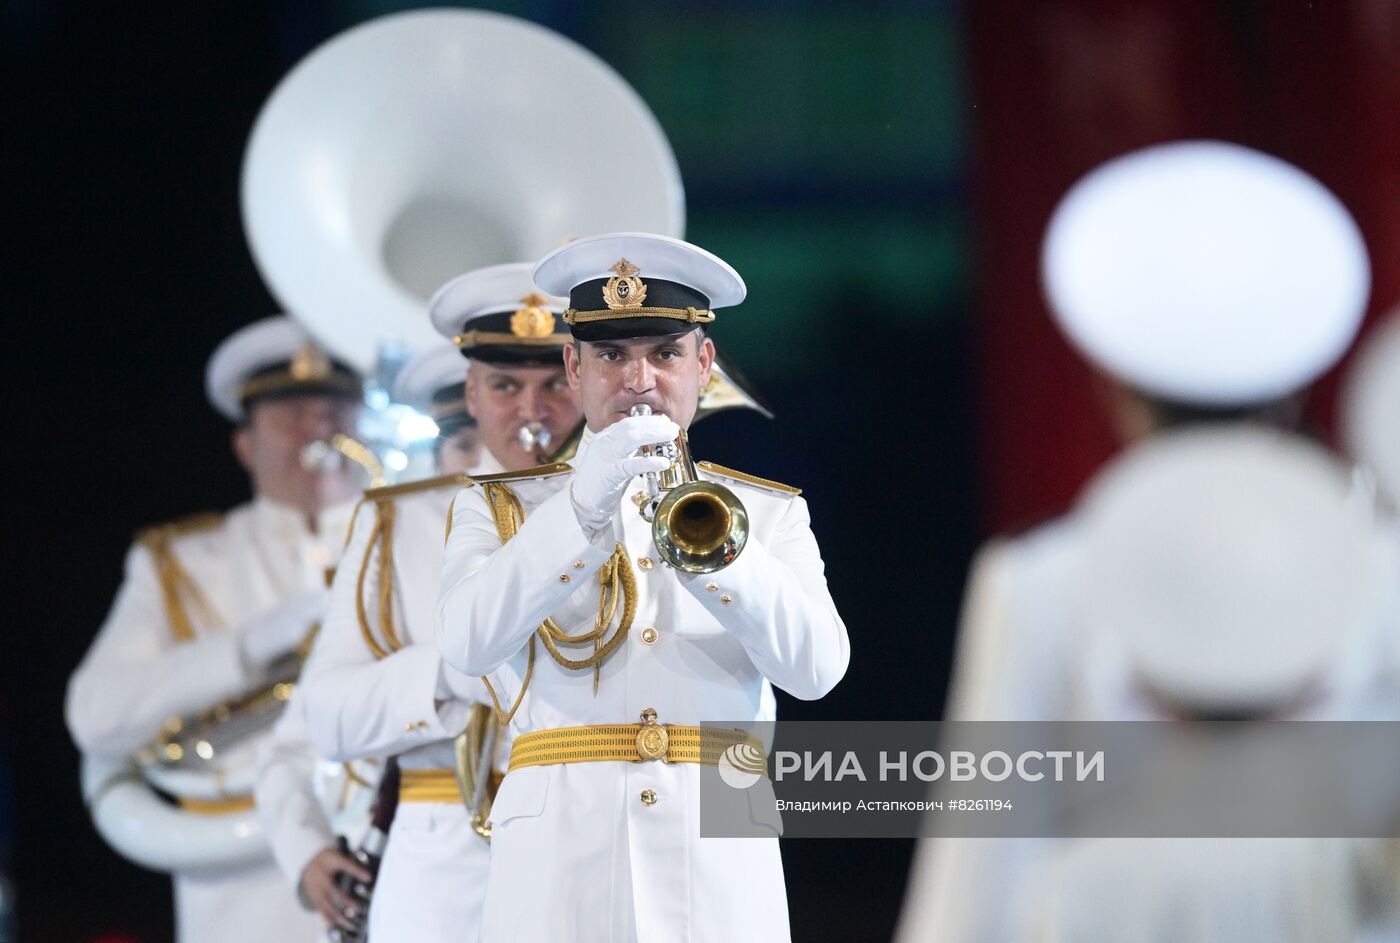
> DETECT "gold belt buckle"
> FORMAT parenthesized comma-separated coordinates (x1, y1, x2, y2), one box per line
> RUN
(635, 708, 670, 762)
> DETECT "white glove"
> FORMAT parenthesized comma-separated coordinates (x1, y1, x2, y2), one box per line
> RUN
(238, 587, 329, 672)
(569, 413, 679, 540)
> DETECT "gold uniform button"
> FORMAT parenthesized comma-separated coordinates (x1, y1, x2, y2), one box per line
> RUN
(640, 789, 658, 807)
(559, 573, 571, 583)
(721, 594, 733, 606)
(641, 626, 659, 645)
(573, 561, 586, 569)
(705, 582, 719, 592)
(403, 723, 415, 732)
(637, 556, 655, 571)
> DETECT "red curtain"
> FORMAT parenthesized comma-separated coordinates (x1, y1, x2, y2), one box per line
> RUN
(971, 0, 1400, 533)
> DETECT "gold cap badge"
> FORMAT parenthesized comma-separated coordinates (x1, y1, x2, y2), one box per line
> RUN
(288, 342, 332, 381)
(510, 293, 558, 338)
(601, 258, 648, 310)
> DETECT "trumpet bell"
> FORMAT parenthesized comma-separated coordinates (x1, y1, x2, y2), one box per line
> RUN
(652, 481, 749, 573)
(242, 9, 685, 371)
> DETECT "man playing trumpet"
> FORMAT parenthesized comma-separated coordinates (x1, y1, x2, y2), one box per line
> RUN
(297, 263, 583, 941)
(437, 232, 850, 942)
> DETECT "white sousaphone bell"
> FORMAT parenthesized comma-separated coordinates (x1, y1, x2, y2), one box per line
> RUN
(85, 8, 687, 872)
(241, 7, 686, 374)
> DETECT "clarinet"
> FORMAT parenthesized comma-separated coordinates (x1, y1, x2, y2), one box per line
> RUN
(329, 758, 400, 943)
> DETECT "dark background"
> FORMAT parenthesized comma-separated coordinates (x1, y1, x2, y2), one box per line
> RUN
(4, 1, 1396, 940)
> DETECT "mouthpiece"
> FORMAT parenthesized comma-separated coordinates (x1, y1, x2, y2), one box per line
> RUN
(300, 440, 341, 473)
(517, 422, 553, 452)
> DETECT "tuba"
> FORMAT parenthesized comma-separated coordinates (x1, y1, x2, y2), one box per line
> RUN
(630, 404, 750, 573)
(241, 7, 685, 376)
(86, 457, 380, 874)
(241, 8, 689, 846)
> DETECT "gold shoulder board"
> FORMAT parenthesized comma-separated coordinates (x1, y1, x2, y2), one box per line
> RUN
(696, 461, 801, 496)
(136, 511, 225, 546)
(364, 471, 474, 501)
(469, 462, 574, 485)
(135, 511, 225, 642)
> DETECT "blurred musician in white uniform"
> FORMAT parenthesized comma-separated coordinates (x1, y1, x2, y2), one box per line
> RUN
(897, 141, 1392, 942)
(1032, 427, 1399, 942)
(297, 263, 583, 942)
(251, 338, 493, 938)
(67, 318, 365, 943)
(1342, 308, 1400, 519)
(401, 344, 485, 476)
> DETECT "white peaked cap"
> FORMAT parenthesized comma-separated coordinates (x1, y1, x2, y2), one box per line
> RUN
(393, 342, 469, 412)
(1076, 426, 1377, 713)
(429, 262, 568, 340)
(204, 316, 356, 421)
(1340, 307, 1400, 508)
(534, 231, 746, 309)
(1043, 141, 1371, 406)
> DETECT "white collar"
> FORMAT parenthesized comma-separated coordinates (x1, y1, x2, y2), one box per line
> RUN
(252, 494, 358, 540)
(469, 449, 508, 477)
(573, 425, 596, 463)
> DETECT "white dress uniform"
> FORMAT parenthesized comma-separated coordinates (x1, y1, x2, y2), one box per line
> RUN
(297, 258, 586, 940)
(1027, 837, 1391, 943)
(298, 451, 505, 942)
(253, 685, 338, 923)
(900, 506, 1400, 943)
(67, 496, 356, 943)
(253, 669, 384, 942)
(68, 316, 366, 943)
(437, 447, 850, 943)
(898, 142, 1385, 943)
(252, 338, 475, 931)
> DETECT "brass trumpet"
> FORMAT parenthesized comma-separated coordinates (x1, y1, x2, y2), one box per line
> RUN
(629, 404, 748, 573)
(300, 433, 387, 487)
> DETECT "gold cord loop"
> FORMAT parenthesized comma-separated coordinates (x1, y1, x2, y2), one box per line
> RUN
(476, 481, 637, 721)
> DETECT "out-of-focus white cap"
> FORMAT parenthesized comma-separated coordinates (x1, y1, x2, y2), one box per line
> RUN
(392, 342, 468, 415)
(1076, 426, 1376, 713)
(205, 316, 361, 421)
(1043, 140, 1371, 406)
(1340, 307, 1400, 508)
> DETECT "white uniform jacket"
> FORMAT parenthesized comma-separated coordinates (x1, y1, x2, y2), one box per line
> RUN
(436, 450, 850, 943)
(254, 673, 384, 940)
(898, 514, 1400, 943)
(299, 464, 496, 943)
(67, 497, 354, 943)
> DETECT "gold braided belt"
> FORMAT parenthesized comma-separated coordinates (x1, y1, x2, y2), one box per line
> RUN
(398, 768, 505, 804)
(508, 709, 764, 773)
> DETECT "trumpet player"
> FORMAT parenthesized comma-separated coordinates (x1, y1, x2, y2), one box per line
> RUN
(252, 341, 488, 939)
(297, 263, 583, 941)
(66, 318, 365, 943)
(397, 343, 484, 474)
(437, 233, 851, 942)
